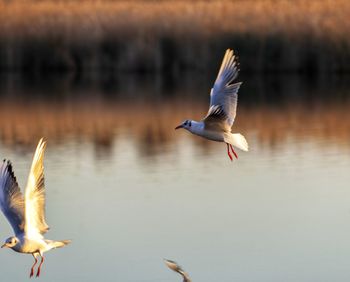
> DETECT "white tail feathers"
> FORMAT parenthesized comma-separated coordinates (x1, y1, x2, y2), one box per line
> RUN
(47, 240, 71, 250)
(226, 133, 249, 152)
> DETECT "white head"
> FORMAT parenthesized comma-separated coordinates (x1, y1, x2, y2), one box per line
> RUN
(175, 119, 193, 131)
(1, 236, 19, 249)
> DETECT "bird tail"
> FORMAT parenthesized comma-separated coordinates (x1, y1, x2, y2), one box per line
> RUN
(46, 240, 71, 250)
(225, 133, 249, 152)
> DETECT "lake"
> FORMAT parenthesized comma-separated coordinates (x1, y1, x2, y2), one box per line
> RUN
(0, 73, 350, 281)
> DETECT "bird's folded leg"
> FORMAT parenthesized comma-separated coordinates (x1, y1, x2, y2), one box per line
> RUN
(30, 253, 38, 278)
(226, 143, 233, 161)
(229, 144, 238, 159)
(36, 255, 44, 277)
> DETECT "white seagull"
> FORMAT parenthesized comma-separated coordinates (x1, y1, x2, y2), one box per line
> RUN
(164, 259, 192, 282)
(175, 49, 248, 161)
(0, 138, 71, 278)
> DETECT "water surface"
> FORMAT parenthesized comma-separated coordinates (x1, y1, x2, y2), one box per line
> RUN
(0, 74, 350, 281)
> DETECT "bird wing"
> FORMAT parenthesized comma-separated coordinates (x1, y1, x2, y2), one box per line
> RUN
(0, 160, 25, 236)
(24, 139, 49, 239)
(181, 271, 192, 282)
(203, 49, 242, 132)
(164, 259, 192, 282)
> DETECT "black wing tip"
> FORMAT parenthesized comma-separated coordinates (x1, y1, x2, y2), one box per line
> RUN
(1, 159, 17, 181)
(7, 163, 16, 179)
(2, 159, 11, 168)
(234, 56, 240, 69)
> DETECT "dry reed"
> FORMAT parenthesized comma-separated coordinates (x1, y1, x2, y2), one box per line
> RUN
(0, 0, 350, 73)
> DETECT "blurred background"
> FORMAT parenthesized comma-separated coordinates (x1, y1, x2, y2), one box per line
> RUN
(0, 1, 350, 281)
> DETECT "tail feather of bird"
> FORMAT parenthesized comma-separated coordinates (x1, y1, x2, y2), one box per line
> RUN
(226, 133, 249, 151)
(46, 239, 71, 250)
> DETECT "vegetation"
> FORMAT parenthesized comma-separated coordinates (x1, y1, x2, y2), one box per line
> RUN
(0, 0, 350, 73)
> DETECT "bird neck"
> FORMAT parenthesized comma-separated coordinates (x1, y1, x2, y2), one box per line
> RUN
(11, 243, 22, 253)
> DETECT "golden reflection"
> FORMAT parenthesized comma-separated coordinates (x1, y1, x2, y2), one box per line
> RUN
(0, 98, 349, 154)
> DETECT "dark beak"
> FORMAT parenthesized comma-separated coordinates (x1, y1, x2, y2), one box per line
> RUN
(175, 124, 183, 130)
(1, 243, 7, 248)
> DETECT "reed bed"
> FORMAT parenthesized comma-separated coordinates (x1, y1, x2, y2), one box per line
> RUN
(0, 0, 350, 73)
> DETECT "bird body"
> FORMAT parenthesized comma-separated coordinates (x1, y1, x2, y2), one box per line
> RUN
(183, 120, 223, 142)
(175, 49, 249, 160)
(9, 235, 45, 254)
(0, 138, 70, 277)
(184, 120, 248, 151)
(8, 235, 69, 254)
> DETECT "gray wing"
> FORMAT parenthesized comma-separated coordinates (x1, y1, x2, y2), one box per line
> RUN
(203, 49, 242, 131)
(164, 259, 192, 282)
(24, 138, 49, 239)
(0, 160, 25, 236)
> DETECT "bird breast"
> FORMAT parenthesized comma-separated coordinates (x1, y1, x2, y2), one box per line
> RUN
(192, 129, 225, 142)
(18, 238, 45, 254)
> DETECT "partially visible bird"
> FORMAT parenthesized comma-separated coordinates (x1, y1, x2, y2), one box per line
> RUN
(175, 49, 248, 161)
(0, 138, 71, 278)
(164, 259, 192, 282)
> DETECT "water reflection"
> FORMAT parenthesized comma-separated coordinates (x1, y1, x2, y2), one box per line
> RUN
(0, 73, 350, 282)
(0, 73, 349, 156)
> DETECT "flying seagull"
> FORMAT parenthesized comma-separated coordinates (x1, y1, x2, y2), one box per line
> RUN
(0, 138, 71, 278)
(175, 49, 248, 161)
(164, 259, 192, 282)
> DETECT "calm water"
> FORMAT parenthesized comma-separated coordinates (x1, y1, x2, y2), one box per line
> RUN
(0, 74, 350, 281)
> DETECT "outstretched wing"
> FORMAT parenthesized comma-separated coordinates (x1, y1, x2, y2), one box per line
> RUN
(24, 139, 49, 239)
(203, 49, 242, 131)
(0, 160, 25, 236)
(164, 259, 192, 282)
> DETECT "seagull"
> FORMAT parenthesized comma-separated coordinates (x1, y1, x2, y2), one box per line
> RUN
(164, 259, 192, 282)
(175, 49, 248, 161)
(0, 138, 71, 278)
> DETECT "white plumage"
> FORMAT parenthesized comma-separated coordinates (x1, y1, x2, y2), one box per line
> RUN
(175, 49, 248, 161)
(0, 138, 71, 278)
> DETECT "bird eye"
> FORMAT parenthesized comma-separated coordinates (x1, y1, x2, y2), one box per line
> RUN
(189, 121, 192, 127)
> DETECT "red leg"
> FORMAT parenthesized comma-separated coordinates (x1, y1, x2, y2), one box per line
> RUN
(229, 144, 238, 159)
(30, 254, 38, 278)
(36, 255, 44, 277)
(226, 143, 233, 161)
